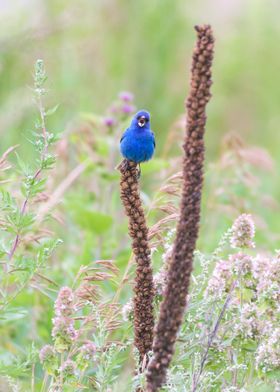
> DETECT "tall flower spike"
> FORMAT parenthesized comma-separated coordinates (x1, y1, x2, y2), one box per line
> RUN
(119, 160, 154, 365)
(146, 24, 214, 391)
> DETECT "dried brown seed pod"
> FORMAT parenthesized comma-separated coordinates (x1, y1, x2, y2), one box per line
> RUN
(119, 159, 155, 365)
(146, 24, 215, 391)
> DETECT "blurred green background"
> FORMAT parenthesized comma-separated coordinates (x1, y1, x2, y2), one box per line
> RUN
(1, 0, 280, 156)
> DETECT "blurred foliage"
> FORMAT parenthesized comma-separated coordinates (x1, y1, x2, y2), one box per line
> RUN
(1, 0, 280, 157)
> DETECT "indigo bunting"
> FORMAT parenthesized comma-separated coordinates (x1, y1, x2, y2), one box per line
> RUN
(120, 110, 155, 164)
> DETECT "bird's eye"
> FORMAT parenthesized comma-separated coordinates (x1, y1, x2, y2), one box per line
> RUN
(138, 116, 146, 127)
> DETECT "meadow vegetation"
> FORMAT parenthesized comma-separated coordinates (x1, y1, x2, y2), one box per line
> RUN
(0, 1, 279, 391)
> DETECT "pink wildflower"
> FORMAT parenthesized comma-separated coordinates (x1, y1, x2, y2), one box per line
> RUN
(121, 103, 135, 115)
(60, 359, 77, 379)
(230, 214, 255, 249)
(54, 287, 75, 317)
(39, 345, 56, 364)
(256, 327, 280, 371)
(206, 260, 232, 297)
(103, 117, 117, 127)
(234, 303, 263, 339)
(80, 342, 96, 361)
(230, 253, 253, 275)
(252, 255, 280, 300)
(119, 91, 134, 102)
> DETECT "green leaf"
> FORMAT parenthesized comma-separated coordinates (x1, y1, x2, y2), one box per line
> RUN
(15, 152, 30, 175)
(0, 191, 15, 211)
(0, 307, 28, 324)
(242, 288, 255, 301)
(45, 104, 59, 116)
(265, 369, 280, 381)
(20, 212, 35, 230)
(41, 154, 56, 170)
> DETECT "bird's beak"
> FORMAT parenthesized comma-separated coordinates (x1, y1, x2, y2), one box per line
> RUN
(138, 116, 146, 127)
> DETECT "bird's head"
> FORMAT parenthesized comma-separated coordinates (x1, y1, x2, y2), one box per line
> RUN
(131, 110, 151, 129)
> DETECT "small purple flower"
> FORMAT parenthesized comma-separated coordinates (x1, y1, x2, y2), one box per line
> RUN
(119, 91, 134, 102)
(103, 117, 117, 127)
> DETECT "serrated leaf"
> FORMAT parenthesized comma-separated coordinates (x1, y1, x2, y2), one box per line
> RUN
(20, 212, 35, 230)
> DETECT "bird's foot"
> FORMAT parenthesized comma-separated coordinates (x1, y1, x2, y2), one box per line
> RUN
(136, 164, 141, 180)
(116, 159, 130, 173)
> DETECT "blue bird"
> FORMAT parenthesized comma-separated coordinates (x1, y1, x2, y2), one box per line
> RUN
(120, 110, 156, 166)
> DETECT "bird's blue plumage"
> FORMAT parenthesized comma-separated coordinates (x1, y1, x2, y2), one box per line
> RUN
(120, 110, 155, 163)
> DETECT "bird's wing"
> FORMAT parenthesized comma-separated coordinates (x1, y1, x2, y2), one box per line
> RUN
(120, 128, 129, 143)
(151, 132, 156, 148)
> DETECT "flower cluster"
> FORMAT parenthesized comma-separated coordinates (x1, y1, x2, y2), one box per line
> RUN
(39, 344, 55, 363)
(103, 91, 135, 129)
(234, 303, 263, 339)
(39, 345, 58, 375)
(79, 342, 96, 362)
(230, 213, 255, 249)
(252, 254, 280, 301)
(205, 214, 280, 378)
(39, 286, 98, 387)
(167, 213, 280, 390)
(60, 360, 77, 381)
(52, 287, 78, 352)
(206, 259, 232, 298)
(256, 326, 280, 371)
(76, 342, 96, 370)
(54, 286, 75, 317)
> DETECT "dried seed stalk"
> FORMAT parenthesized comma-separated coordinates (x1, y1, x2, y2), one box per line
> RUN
(119, 160, 154, 364)
(146, 24, 214, 391)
